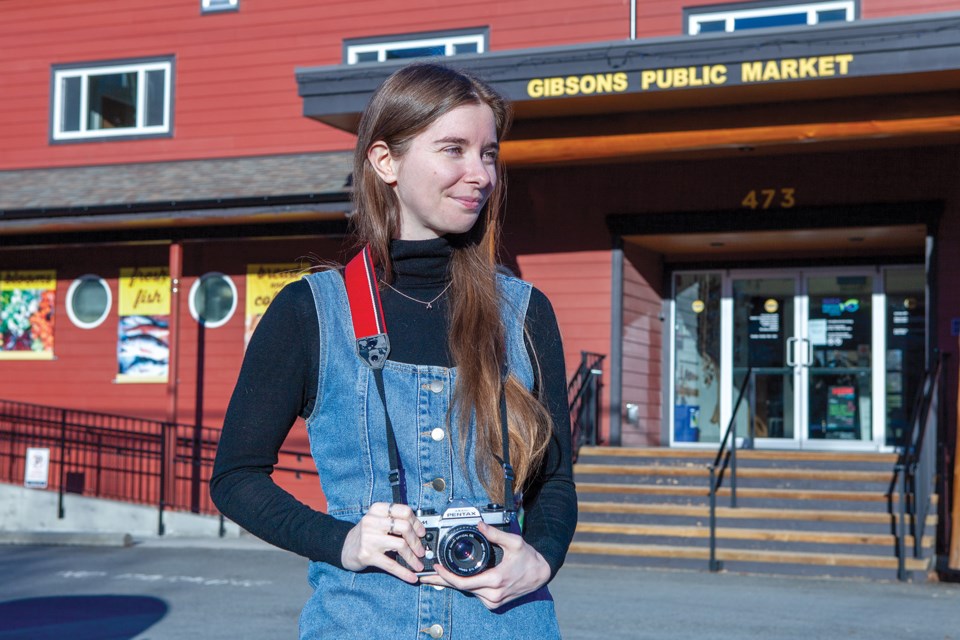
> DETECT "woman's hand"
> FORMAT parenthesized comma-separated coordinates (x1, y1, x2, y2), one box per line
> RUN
(419, 521, 551, 609)
(340, 502, 427, 584)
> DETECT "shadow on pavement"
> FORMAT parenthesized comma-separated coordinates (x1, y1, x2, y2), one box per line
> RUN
(0, 594, 168, 640)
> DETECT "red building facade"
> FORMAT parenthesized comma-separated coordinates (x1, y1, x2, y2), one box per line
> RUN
(3, 0, 960, 572)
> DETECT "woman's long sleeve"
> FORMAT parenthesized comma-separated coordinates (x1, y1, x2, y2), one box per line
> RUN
(209, 281, 354, 567)
(520, 288, 578, 580)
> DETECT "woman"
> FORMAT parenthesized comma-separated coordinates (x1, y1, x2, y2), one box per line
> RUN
(211, 62, 577, 639)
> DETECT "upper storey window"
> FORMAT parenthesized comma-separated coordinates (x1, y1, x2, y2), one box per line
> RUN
(686, 1, 856, 35)
(344, 28, 487, 64)
(201, 0, 238, 13)
(51, 58, 173, 142)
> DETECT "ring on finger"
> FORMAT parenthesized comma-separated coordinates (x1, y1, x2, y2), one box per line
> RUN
(388, 516, 396, 536)
(387, 503, 396, 518)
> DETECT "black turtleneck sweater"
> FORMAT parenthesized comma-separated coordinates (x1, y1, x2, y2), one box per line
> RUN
(210, 238, 576, 579)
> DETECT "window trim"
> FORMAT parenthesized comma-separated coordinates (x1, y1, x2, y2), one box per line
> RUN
(685, 1, 857, 35)
(201, 0, 239, 14)
(188, 272, 237, 329)
(50, 57, 174, 142)
(65, 275, 112, 330)
(344, 27, 489, 65)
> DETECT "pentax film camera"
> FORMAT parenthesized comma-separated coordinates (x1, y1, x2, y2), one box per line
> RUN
(397, 499, 514, 577)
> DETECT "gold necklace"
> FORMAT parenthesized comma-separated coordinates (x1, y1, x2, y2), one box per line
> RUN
(381, 281, 452, 310)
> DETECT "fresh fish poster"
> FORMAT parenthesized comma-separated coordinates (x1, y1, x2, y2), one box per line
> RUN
(116, 267, 170, 383)
(0, 270, 56, 360)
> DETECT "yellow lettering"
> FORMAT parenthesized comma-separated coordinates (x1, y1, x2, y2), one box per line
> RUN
(564, 76, 578, 95)
(835, 54, 853, 75)
(527, 79, 544, 98)
(688, 67, 703, 87)
(710, 65, 727, 84)
(761, 61, 781, 81)
(781, 58, 798, 80)
(596, 74, 613, 93)
(674, 67, 689, 88)
(548, 77, 564, 96)
(818, 56, 835, 76)
(798, 57, 817, 77)
(641, 70, 656, 90)
(742, 61, 763, 83)
(579, 74, 596, 94)
(613, 72, 628, 92)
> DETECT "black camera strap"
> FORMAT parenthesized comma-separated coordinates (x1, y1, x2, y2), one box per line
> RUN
(343, 244, 515, 511)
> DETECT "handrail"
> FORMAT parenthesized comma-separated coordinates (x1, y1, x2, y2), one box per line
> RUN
(568, 351, 606, 462)
(707, 367, 753, 572)
(0, 397, 316, 535)
(894, 352, 946, 580)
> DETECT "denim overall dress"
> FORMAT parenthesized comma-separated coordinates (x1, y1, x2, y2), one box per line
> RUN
(300, 270, 562, 640)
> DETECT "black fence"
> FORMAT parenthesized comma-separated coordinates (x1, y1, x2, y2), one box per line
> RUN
(568, 351, 605, 462)
(0, 399, 222, 533)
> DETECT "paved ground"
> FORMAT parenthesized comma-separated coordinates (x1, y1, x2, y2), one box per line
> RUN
(2, 536, 959, 639)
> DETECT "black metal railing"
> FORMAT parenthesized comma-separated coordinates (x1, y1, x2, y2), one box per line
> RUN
(0, 398, 315, 535)
(893, 352, 946, 581)
(568, 351, 605, 462)
(707, 367, 753, 572)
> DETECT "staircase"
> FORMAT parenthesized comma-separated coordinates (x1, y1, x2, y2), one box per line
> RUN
(569, 446, 936, 580)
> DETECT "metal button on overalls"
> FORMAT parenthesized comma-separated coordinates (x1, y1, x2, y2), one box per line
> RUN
(431, 428, 445, 441)
(427, 624, 444, 638)
(429, 380, 444, 393)
(431, 477, 446, 492)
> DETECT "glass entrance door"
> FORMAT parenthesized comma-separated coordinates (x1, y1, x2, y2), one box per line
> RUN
(805, 274, 875, 443)
(723, 269, 879, 449)
(731, 275, 798, 443)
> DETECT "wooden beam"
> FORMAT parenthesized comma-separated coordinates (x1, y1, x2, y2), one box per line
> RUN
(501, 115, 960, 165)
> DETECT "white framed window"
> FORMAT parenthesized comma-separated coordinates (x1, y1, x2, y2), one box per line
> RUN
(345, 29, 487, 65)
(188, 272, 237, 329)
(51, 58, 173, 141)
(201, 0, 238, 14)
(66, 275, 112, 329)
(687, 1, 856, 35)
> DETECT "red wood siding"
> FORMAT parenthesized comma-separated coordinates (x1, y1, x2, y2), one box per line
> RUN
(516, 251, 613, 443)
(0, 236, 344, 507)
(0, 0, 628, 171)
(633, 0, 960, 38)
(621, 257, 663, 447)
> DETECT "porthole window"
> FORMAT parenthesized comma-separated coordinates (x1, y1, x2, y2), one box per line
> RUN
(188, 272, 237, 328)
(66, 275, 112, 329)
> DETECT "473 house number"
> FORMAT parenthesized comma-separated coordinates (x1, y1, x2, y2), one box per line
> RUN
(742, 188, 796, 210)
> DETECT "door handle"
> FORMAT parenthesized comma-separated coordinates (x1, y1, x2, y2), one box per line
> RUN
(786, 337, 798, 367)
(804, 338, 813, 367)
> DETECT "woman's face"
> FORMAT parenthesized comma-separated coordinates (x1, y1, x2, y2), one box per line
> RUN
(369, 103, 499, 240)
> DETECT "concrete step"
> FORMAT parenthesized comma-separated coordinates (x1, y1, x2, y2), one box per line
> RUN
(578, 500, 938, 526)
(576, 482, 892, 503)
(576, 463, 892, 483)
(575, 521, 934, 548)
(578, 446, 898, 465)
(567, 541, 932, 572)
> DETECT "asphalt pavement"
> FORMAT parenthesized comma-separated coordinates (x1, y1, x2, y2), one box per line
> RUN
(2, 536, 959, 639)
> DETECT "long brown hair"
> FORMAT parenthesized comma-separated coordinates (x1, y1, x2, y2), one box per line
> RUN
(352, 63, 552, 498)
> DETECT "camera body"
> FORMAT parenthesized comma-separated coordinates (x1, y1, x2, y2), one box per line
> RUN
(399, 499, 514, 577)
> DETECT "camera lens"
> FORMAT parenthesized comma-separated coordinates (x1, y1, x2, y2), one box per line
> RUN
(439, 526, 492, 577)
(453, 538, 477, 563)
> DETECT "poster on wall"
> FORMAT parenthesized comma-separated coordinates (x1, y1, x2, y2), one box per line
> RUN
(0, 270, 56, 360)
(245, 263, 303, 347)
(116, 267, 170, 383)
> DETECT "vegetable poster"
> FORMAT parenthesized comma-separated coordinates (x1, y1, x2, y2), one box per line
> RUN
(0, 270, 56, 360)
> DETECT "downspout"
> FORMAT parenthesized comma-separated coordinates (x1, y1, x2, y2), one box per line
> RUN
(630, 0, 637, 40)
(609, 239, 624, 446)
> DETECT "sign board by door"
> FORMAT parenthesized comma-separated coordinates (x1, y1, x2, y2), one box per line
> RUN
(24, 447, 50, 489)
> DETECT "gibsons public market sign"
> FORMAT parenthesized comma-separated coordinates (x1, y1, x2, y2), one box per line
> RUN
(526, 53, 855, 98)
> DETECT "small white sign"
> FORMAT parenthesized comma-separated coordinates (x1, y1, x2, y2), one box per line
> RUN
(808, 318, 828, 346)
(24, 447, 50, 489)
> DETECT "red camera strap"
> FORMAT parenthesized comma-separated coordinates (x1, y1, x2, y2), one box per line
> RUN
(342, 244, 515, 513)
